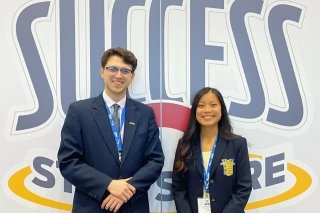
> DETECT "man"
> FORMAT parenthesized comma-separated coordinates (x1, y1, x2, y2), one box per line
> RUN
(58, 47, 164, 213)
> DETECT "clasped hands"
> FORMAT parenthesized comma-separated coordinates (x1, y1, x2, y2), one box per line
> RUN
(101, 178, 136, 212)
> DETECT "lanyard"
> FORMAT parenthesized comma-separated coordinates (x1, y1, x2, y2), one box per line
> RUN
(201, 136, 218, 193)
(106, 105, 126, 161)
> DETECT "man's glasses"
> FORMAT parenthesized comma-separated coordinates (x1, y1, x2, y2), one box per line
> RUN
(105, 66, 133, 75)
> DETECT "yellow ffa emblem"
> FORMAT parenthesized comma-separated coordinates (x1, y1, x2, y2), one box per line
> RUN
(220, 159, 235, 176)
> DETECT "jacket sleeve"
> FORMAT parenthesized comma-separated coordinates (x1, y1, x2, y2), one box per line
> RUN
(127, 109, 164, 192)
(221, 138, 252, 213)
(57, 102, 112, 201)
(172, 144, 193, 213)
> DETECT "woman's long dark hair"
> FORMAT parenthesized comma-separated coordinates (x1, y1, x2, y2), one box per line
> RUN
(174, 87, 238, 173)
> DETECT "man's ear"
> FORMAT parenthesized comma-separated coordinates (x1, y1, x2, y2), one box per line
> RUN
(100, 67, 104, 77)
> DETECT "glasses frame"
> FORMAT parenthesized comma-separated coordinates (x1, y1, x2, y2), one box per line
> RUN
(105, 66, 133, 75)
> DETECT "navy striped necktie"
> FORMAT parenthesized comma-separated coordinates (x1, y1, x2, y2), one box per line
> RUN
(112, 104, 120, 132)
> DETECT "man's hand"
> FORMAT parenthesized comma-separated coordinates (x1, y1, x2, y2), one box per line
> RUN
(107, 178, 136, 202)
(101, 194, 124, 213)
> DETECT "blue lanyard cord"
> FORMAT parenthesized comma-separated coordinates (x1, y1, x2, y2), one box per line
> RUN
(106, 105, 126, 157)
(201, 136, 218, 192)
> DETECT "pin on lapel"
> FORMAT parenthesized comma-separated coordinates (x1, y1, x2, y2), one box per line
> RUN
(129, 122, 136, 125)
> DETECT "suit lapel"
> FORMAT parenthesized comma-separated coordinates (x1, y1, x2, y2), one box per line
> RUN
(195, 139, 204, 179)
(91, 94, 120, 164)
(209, 135, 227, 179)
(120, 98, 138, 165)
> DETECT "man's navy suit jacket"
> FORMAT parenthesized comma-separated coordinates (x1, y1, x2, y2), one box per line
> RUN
(58, 94, 164, 213)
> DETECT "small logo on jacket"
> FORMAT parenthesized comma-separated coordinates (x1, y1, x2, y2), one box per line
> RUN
(220, 159, 235, 176)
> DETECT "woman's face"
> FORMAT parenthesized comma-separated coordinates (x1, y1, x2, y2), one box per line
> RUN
(196, 91, 222, 128)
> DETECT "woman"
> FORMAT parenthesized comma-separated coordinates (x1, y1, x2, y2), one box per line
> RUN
(172, 87, 252, 213)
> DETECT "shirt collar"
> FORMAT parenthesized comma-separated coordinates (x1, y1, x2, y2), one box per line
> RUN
(102, 90, 126, 109)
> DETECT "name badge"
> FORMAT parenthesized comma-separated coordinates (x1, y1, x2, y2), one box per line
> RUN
(197, 198, 211, 213)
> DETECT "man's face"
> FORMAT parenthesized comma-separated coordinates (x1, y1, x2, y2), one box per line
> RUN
(100, 55, 135, 100)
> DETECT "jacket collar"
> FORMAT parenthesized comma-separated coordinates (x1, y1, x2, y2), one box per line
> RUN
(91, 94, 139, 165)
(195, 134, 227, 179)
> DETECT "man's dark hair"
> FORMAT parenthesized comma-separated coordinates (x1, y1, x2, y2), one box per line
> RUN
(101, 47, 138, 72)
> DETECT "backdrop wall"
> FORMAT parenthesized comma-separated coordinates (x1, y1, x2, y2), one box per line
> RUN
(1, 0, 319, 212)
